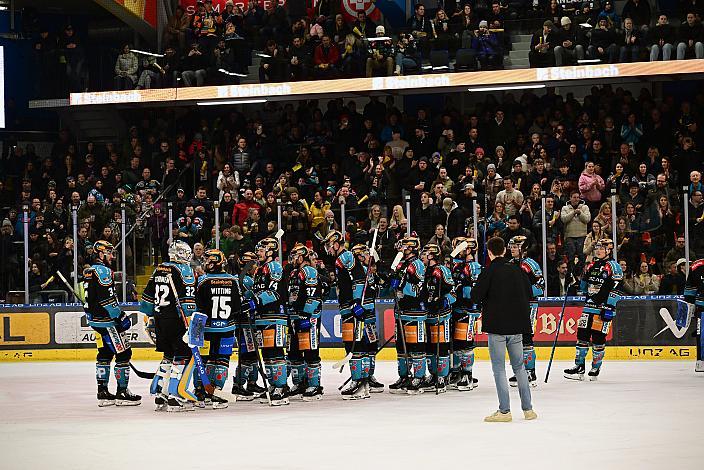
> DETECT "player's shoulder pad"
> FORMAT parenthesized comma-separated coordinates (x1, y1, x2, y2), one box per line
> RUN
(523, 258, 542, 274)
(439, 265, 454, 284)
(691, 259, 704, 272)
(91, 264, 113, 286)
(196, 273, 210, 287)
(410, 258, 425, 277)
(302, 265, 318, 285)
(242, 274, 254, 290)
(337, 250, 355, 270)
(267, 261, 283, 280)
(607, 260, 624, 280)
(469, 261, 482, 276)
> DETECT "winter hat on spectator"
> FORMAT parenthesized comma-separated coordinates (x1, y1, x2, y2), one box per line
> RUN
(487, 163, 497, 171)
(376, 25, 385, 34)
(479, 20, 488, 28)
(419, 156, 429, 163)
(443, 197, 454, 211)
(543, 20, 554, 28)
(1, 219, 11, 229)
(676, 258, 686, 267)
(495, 145, 505, 154)
(561, 17, 571, 26)
(226, 0, 234, 5)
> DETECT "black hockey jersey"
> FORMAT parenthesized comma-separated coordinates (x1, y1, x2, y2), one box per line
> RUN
(195, 272, 243, 332)
(83, 262, 121, 326)
(140, 262, 196, 320)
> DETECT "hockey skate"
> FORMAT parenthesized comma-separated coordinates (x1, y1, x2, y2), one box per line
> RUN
(97, 387, 116, 407)
(247, 381, 267, 397)
(388, 376, 409, 394)
(193, 387, 207, 409)
(232, 382, 255, 401)
(115, 388, 141, 406)
(302, 386, 324, 401)
(288, 381, 306, 400)
(406, 378, 425, 395)
(367, 376, 385, 393)
(564, 364, 586, 381)
(209, 394, 229, 409)
(695, 360, 704, 373)
(509, 370, 537, 387)
(269, 386, 290, 406)
(421, 375, 437, 392)
(447, 370, 460, 390)
(154, 394, 168, 411)
(341, 380, 367, 400)
(588, 367, 601, 381)
(435, 376, 448, 393)
(167, 395, 194, 412)
(456, 372, 475, 391)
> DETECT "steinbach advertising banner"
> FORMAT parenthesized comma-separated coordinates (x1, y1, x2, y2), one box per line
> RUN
(0, 297, 696, 361)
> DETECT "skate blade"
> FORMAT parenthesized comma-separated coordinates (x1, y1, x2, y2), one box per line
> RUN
(116, 400, 141, 406)
(388, 389, 408, 395)
(434, 387, 447, 394)
(529, 381, 538, 388)
(509, 382, 518, 388)
(167, 405, 193, 412)
(302, 394, 323, 402)
(341, 394, 365, 400)
(456, 385, 475, 391)
(369, 388, 384, 393)
(406, 389, 424, 395)
(270, 398, 289, 406)
(236, 395, 256, 402)
(98, 400, 115, 407)
(212, 402, 229, 409)
(564, 373, 585, 381)
(154, 404, 167, 412)
(588, 375, 599, 382)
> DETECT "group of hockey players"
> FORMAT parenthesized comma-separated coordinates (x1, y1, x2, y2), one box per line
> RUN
(82, 229, 704, 410)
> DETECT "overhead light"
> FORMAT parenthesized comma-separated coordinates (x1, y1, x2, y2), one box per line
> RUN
(196, 99, 267, 106)
(218, 68, 248, 77)
(132, 49, 164, 57)
(467, 84, 545, 92)
(577, 59, 601, 64)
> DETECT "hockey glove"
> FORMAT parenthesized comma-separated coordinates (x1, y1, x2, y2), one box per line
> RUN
(442, 297, 451, 309)
(352, 303, 365, 319)
(389, 277, 401, 289)
(601, 309, 615, 322)
(143, 316, 157, 345)
(115, 313, 132, 332)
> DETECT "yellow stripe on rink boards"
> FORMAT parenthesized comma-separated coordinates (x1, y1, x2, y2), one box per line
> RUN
(0, 346, 696, 362)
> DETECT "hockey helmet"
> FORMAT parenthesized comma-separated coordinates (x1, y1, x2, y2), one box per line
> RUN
(255, 237, 279, 260)
(168, 240, 193, 264)
(93, 240, 115, 256)
(288, 243, 310, 264)
(351, 243, 369, 257)
(240, 251, 258, 265)
(595, 238, 614, 256)
(466, 238, 478, 253)
(508, 235, 527, 253)
(422, 243, 442, 261)
(451, 237, 467, 250)
(204, 249, 226, 273)
(323, 230, 344, 254)
(396, 235, 421, 254)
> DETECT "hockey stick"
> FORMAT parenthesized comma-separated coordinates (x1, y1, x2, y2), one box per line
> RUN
(544, 282, 575, 383)
(166, 274, 215, 395)
(337, 328, 396, 390)
(56, 270, 156, 380)
(233, 274, 272, 406)
(332, 229, 379, 372)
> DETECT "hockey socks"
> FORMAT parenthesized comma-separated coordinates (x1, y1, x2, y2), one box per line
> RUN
(206, 362, 229, 391)
(368, 356, 377, 377)
(361, 356, 371, 379)
(306, 362, 321, 387)
(291, 362, 307, 386)
(396, 355, 408, 377)
(264, 360, 287, 388)
(410, 354, 426, 379)
(349, 355, 364, 381)
(523, 346, 536, 371)
(575, 342, 589, 366)
(96, 361, 111, 388)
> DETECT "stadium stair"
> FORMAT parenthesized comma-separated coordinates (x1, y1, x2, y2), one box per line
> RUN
(135, 266, 155, 297)
(58, 107, 126, 146)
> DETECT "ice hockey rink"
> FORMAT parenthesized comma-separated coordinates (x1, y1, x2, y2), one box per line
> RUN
(0, 360, 700, 470)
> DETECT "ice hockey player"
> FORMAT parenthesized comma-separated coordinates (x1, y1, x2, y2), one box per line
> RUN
(191, 249, 242, 409)
(421, 243, 456, 393)
(683, 259, 704, 373)
(324, 231, 369, 400)
(287, 244, 325, 400)
(231, 251, 267, 400)
(249, 237, 289, 405)
(388, 235, 427, 395)
(449, 237, 482, 391)
(564, 238, 623, 381)
(84, 240, 141, 407)
(140, 240, 197, 411)
(507, 235, 545, 387)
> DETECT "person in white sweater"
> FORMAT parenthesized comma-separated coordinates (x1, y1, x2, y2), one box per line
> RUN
(560, 190, 591, 265)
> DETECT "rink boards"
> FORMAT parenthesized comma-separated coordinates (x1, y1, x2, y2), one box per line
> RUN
(0, 296, 696, 361)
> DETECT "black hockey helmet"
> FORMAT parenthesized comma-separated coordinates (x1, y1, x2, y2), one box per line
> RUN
(204, 249, 226, 273)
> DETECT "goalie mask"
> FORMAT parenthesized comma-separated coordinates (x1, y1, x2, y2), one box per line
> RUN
(168, 240, 193, 264)
(204, 249, 226, 273)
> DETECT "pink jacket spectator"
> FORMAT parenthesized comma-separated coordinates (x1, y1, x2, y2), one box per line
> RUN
(578, 171, 605, 202)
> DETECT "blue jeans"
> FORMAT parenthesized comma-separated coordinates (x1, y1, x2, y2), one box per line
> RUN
(488, 333, 532, 413)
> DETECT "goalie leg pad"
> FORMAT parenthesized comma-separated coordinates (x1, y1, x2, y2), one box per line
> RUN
(167, 358, 187, 397)
(264, 359, 287, 388)
(150, 359, 172, 395)
(523, 345, 536, 371)
(575, 341, 589, 366)
(592, 344, 605, 370)
(306, 361, 321, 387)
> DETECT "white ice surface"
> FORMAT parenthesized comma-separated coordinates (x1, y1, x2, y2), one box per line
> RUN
(0, 360, 701, 470)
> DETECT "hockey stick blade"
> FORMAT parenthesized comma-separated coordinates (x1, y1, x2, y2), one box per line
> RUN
(331, 352, 353, 371)
(450, 241, 468, 258)
(129, 362, 156, 379)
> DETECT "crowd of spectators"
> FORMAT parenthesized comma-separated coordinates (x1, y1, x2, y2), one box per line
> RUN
(3, 80, 704, 302)
(30, 0, 704, 97)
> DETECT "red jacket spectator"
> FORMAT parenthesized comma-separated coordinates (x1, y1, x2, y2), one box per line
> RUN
(232, 189, 262, 227)
(314, 38, 340, 67)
